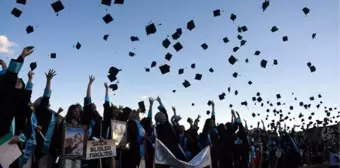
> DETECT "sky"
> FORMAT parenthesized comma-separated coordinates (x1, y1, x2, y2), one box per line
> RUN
(0, 0, 339, 129)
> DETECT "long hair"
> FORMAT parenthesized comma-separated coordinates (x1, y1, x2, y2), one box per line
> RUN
(202, 118, 213, 135)
(65, 104, 80, 124)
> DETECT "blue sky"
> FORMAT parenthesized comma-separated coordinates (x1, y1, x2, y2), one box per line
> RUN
(0, 0, 339, 129)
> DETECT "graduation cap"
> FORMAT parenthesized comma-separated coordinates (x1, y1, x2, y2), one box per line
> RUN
(252, 97, 256, 101)
(312, 33, 316, 39)
(218, 94, 225, 100)
(248, 81, 252, 85)
(213, 9, 221, 17)
(310, 97, 315, 101)
(206, 110, 211, 115)
(277, 102, 281, 106)
(207, 100, 212, 106)
(234, 90, 238, 95)
(146, 23, 157, 35)
(107, 74, 117, 82)
(260, 59, 267, 68)
(241, 101, 248, 106)
(191, 63, 196, 69)
(273, 59, 278, 65)
(307, 62, 312, 67)
(162, 38, 171, 48)
(51, 1, 64, 13)
(109, 84, 118, 91)
(233, 47, 239, 52)
(192, 103, 195, 106)
(178, 68, 184, 75)
(138, 101, 146, 112)
(282, 36, 288, 42)
(230, 13, 237, 22)
(114, 0, 124, 4)
(50, 53, 56, 59)
(103, 34, 109, 41)
(172, 28, 182, 40)
(129, 52, 135, 57)
(103, 14, 113, 24)
(173, 42, 183, 52)
(232, 72, 238, 78)
(130, 36, 139, 42)
(316, 104, 320, 109)
(318, 94, 322, 98)
(11, 8, 22, 18)
(30, 62, 37, 71)
(245, 58, 249, 63)
(257, 97, 262, 102)
(271, 26, 279, 32)
(109, 66, 120, 76)
(289, 106, 294, 110)
(172, 90, 176, 93)
(17, 0, 26, 5)
(26, 25, 34, 34)
(159, 64, 170, 74)
(262, 0, 270, 11)
(195, 74, 202, 80)
(165, 53, 172, 61)
(227, 87, 231, 93)
(256, 92, 261, 96)
(240, 40, 247, 46)
(252, 113, 256, 117)
(145, 68, 150, 72)
(237, 35, 243, 40)
(182, 80, 191, 88)
(241, 26, 248, 32)
(228, 55, 237, 65)
(309, 65, 316, 73)
(209, 68, 214, 73)
(229, 104, 233, 108)
(308, 116, 312, 120)
(302, 7, 310, 16)
(276, 94, 281, 99)
(187, 20, 195, 31)
(75, 42, 81, 50)
(299, 102, 304, 106)
(223, 37, 229, 43)
(254, 50, 261, 56)
(100, 0, 113, 6)
(311, 112, 315, 116)
(201, 43, 208, 50)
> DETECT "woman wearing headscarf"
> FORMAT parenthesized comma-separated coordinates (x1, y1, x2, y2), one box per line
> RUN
(32, 69, 57, 168)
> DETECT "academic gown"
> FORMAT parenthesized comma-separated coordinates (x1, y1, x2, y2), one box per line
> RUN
(233, 125, 250, 168)
(101, 100, 116, 168)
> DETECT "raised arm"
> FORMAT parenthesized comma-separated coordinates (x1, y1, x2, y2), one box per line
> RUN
(211, 101, 215, 121)
(36, 69, 56, 113)
(147, 97, 154, 119)
(261, 120, 268, 136)
(156, 96, 168, 119)
(84, 75, 95, 106)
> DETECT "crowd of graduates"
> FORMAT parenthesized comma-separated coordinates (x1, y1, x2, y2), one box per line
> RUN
(0, 47, 339, 168)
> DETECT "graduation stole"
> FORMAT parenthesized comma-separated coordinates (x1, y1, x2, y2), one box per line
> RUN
(135, 120, 145, 159)
(20, 113, 37, 166)
(42, 113, 56, 153)
(87, 119, 95, 138)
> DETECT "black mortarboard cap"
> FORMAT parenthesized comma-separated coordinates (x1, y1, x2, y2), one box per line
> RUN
(209, 68, 214, 73)
(256, 92, 260, 96)
(282, 36, 288, 42)
(187, 20, 195, 31)
(145, 68, 150, 72)
(248, 81, 252, 85)
(252, 113, 256, 117)
(316, 104, 320, 109)
(103, 34, 109, 41)
(207, 100, 212, 106)
(172, 28, 182, 40)
(309, 65, 316, 73)
(51, 1, 64, 13)
(130, 36, 139, 42)
(178, 68, 184, 75)
(218, 94, 225, 100)
(229, 104, 233, 108)
(312, 33, 316, 39)
(260, 59, 267, 68)
(201, 43, 208, 50)
(162, 38, 171, 49)
(107, 74, 117, 82)
(17, 0, 26, 5)
(172, 90, 176, 93)
(75, 42, 81, 50)
(234, 90, 238, 95)
(277, 102, 281, 106)
(192, 103, 195, 106)
(262, 0, 270, 11)
(241, 101, 248, 106)
(213, 9, 221, 17)
(299, 102, 304, 106)
(191, 63, 195, 69)
(51, 53, 56, 59)
(273, 59, 278, 65)
(114, 0, 124, 4)
(101, 0, 111, 6)
(223, 37, 229, 43)
(103, 14, 113, 24)
(307, 62, 312, 67)
(182, 80, 191, 88)
(129, 52, 135, 57)
(165, 53, 172, 61)
(146, 23, 157, 35)
(290, 106, 294, 110)
(11, 8, 22, 18)
(310, 97, 314, 101)
(26, 25, 34, 34)
(228, 55, 237, 65)
(302, 7, 310, 16)
(138, 101, 146, 112)
(254, 50, 261, 56)
(257, 97, 262, 102)
(252, 97, 256, 101)
(245, 58, 249, 63)
(173, 42, 183, 52)
(159, 64, 170, 74)
(151, 61, 157, 68)
(241, 26, 248, 32)
(271, 26, 279, 32)
(230, 13, 237, 22)
(240, 40, 247, 46)
(311, 112, 315, 116)
(237, 35, 243, 40)
(318, 94, 322, 98)
(109, 84, 118, 91)
(233, 47, 239, 52)
(276, 94, 281, 99)
(232, 72, 238, 78)
(227, 87, 231, 93)
(109, 66, 120, 76)
(195, 74, 202, 80)
(30, 62, 37, 71)
(207, 110, 210, 115)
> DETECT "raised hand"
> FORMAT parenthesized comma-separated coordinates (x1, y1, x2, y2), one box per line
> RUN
(104, 82, 109, 90)
(20, 46, 34, 58)
(156, 96, 162, 104)
(57, 107, 64, 114)
(28, 71, 34, 81)
(171, 106, 176, 114)
(45, 69, 56, 81)
(89, 75, 95, 85)
(149, 97, 155, 105)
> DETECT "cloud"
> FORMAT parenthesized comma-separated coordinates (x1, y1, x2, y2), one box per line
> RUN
(0, 35, 17, 55)
(141, 96, 148, 99)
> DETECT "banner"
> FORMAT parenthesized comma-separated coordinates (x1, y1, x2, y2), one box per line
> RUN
(154, 139, 211, 168)
(86, 139, 116, 160)
(110, 120, 127, 145)
(0, 133, 22, 168)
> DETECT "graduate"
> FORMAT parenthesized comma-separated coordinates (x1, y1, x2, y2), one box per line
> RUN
(140, 97, 155, 168)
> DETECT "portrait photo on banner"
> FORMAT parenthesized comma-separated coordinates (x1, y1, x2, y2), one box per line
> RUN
(61, 124, 88, 159)
(110, 120, 127, 145)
